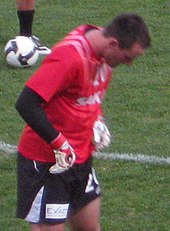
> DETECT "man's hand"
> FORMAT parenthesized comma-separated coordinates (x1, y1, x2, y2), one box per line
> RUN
(93, 118, 111, 150)
(49, 134, 76, 174)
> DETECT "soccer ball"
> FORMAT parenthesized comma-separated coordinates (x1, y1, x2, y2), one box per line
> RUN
(4, 36, 39, 68)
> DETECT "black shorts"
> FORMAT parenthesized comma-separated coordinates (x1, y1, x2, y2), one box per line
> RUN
(16, 152, 101, 224)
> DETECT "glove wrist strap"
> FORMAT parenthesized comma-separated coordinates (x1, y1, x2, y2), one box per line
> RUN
(50, 133, 66, 149)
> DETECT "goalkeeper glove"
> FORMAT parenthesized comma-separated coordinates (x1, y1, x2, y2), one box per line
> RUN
(49, 133, 76, 174)
(93, 118, 111, 150)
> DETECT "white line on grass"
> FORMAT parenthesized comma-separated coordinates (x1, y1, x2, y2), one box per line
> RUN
(0, 141, 17, 154)
(94, 152, 170, 165)
(0, 141, 170, 165)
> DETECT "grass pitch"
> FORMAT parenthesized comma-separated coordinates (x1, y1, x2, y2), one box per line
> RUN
(0, 0, 169, 230)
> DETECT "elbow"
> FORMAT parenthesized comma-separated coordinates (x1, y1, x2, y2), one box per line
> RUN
(15, 97, 22, 113)
(15, 98, 20, 112)
(15, 94, 27, 117)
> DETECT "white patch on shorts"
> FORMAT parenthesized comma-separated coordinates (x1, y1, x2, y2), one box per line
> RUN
(25, 186, 44, 223)
(85, 168, 100, 194)
(46, 204, 69, 219)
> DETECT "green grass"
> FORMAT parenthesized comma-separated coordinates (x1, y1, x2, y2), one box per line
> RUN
(99, 162, 170, 231)
(0, 0, 169, 230)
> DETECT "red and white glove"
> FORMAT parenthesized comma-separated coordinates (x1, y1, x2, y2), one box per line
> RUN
(93, 118, 111, 150)
(49, 133, 76, 174)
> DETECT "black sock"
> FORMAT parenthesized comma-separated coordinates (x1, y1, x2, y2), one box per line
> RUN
(17, 10, 35, 37)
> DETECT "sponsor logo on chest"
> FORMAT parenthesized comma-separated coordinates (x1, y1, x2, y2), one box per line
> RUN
(76, 90, 105, 106)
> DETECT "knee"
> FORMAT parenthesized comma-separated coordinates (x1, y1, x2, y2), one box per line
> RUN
(71, 223, 101, 231)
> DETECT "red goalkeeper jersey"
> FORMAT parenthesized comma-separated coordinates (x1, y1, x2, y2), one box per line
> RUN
(18, 24, 112, 163)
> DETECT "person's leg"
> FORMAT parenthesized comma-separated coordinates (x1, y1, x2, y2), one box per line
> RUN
(15, 0, 51, 55)
(69, 197, 101, 231)
(16, 0, 35, 36)
(30, 223, 65, 231)
(17, 154, 69, 231)
(16, 0, 35, 11)
(29, 223, 42, 231)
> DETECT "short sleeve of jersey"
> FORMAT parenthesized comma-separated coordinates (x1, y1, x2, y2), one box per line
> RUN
(26, 45, 80, 102)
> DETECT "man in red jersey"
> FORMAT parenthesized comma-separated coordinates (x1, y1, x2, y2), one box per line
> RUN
(16, 13, 151, 231)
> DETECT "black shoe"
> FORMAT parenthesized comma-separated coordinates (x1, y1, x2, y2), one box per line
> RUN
(30, 35, 51, 55)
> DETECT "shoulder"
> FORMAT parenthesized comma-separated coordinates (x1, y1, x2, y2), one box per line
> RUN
(46, 44, 82, 65)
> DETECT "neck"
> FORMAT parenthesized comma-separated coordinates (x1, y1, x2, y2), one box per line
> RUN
(85, 29, 105, 58)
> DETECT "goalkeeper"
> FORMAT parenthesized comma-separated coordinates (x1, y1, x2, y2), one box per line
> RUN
(15, 13, 151, 231)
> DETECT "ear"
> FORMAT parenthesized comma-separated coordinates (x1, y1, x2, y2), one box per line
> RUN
(109, 38, 119, 47)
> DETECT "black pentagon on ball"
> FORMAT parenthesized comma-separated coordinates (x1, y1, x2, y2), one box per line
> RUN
(5, 40, 18, 55)
(18, 47, 36, 66)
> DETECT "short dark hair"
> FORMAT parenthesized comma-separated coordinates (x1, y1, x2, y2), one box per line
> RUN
(103, 13, 151, 49)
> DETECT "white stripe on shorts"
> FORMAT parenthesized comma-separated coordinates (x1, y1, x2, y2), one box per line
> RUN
(25, 186, 44, 223)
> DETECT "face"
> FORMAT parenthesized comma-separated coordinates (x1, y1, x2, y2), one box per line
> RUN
(103, 40, 145, 68)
